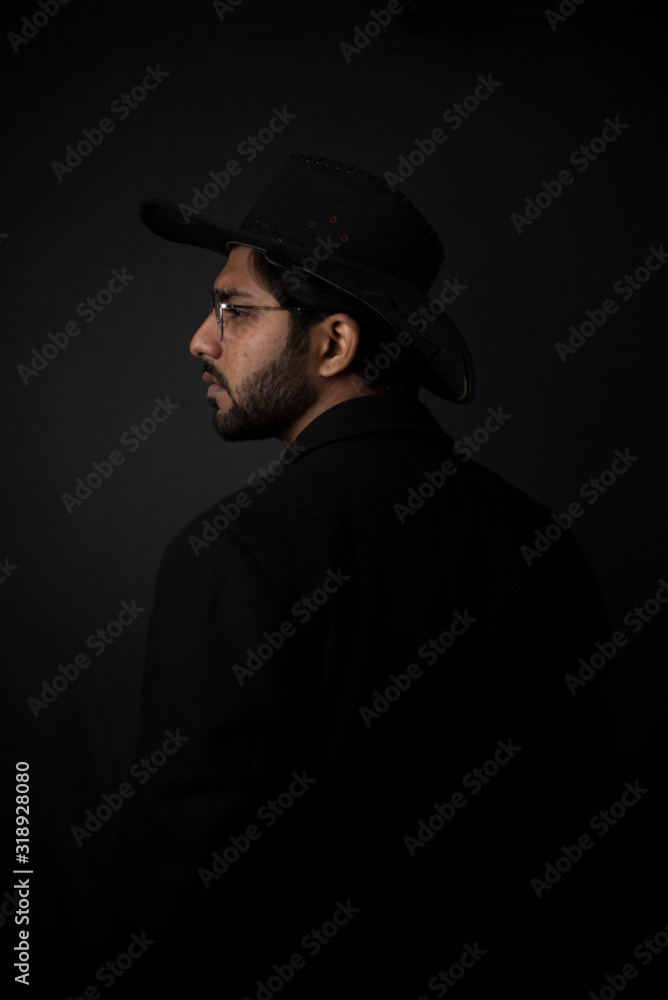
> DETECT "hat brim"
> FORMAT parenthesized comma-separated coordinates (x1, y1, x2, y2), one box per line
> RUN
(140, 199, 475, 404)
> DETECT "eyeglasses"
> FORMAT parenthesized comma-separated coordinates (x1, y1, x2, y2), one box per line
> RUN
(211, 290, 301, 340)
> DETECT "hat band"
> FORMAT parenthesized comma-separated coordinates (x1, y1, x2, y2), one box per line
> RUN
(227, 240, 403, 334)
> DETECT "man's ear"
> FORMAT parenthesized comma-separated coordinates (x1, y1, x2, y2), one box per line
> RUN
(314, 313, 360, 378)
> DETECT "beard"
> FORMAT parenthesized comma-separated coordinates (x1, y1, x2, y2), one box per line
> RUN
(204, 328, 318, 442)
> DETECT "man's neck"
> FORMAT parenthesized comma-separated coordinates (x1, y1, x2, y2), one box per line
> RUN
(278, 376, 384, 447)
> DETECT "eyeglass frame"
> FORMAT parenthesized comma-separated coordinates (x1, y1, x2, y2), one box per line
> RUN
(211, 289, 302, 340)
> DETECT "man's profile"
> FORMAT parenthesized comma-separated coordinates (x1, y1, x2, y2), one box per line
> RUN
(109, 153, 617, 996)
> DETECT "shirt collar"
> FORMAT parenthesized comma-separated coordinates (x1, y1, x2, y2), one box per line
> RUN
(287, 392, 449, 462)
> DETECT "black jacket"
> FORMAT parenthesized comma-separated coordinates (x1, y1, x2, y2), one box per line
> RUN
(109, 392, 618, 995)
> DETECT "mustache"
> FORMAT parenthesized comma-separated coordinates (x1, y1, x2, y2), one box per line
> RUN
(202, 360, 230, 394)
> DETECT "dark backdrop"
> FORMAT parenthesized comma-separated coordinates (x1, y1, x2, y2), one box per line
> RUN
(2, 0, 666, 995)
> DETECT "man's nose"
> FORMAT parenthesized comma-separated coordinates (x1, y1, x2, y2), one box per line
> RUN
(189, 311, 222, 359)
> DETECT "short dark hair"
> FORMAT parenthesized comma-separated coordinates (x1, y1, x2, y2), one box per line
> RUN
(247, 249, 420, 394)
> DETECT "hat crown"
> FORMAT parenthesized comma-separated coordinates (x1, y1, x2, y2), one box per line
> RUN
(237, 153, 444, 293)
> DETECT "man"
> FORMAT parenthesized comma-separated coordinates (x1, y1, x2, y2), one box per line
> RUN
(109, 154, 617, 996)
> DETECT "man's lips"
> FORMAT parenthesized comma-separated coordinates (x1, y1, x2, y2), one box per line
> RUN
(202, 372, 226, 398)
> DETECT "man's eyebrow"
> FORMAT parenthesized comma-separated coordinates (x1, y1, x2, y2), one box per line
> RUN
(213, 286, 256, 301)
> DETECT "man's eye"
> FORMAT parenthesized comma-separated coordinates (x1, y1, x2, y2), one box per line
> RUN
(226, 306, 248, 319)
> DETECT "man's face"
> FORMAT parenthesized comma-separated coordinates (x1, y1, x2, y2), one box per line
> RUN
(189, 246, 318, 442)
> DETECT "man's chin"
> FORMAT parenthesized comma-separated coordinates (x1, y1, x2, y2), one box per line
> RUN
(210, 407, 283, 442)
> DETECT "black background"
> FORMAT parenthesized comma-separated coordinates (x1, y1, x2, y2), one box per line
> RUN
(2, 0, 666, 995)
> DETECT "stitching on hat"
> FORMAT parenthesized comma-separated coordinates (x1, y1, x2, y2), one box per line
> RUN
(290, 152, 444, 259)
(303, 154, 443, 256)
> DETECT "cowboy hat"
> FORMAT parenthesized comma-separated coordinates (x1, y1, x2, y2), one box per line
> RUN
(139, 152, 475, 403)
